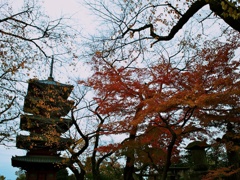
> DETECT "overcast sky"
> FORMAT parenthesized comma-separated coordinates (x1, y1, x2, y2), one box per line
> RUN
(0, 0, 94, 179)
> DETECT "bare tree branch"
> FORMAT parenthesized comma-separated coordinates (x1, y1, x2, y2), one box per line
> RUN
(121, 0, 240, 47)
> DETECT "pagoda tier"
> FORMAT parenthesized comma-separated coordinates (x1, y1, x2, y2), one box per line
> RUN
(12, 78, 74, 180)
(20, 115, 73, 133)
(16, 134, 73, 150)
(23, 97, 74, 117)
(23, 79, 74, 118)
(26, 79, 73, 99)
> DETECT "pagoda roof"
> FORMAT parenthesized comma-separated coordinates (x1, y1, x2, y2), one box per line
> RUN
(12, 155, 69, 164)
(29, 78, 73, 87)
(12, 155, 70, 169)
(26, 78, 74, 100)
(23, 78, 74, 117)
(185, 141, 210, 150)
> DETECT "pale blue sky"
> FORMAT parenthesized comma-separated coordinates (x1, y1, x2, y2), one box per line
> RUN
(0, 147, 26, 180)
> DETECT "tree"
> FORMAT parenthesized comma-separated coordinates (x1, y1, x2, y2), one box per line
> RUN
(61, 86, 116, 180)
(85, 157, 124, 180)
(56, 169, 69, 180)
(81, 0, 240, 179)
(81, 30, 240, 179)
(15, 170, 26, 180)
(56, 169, 76, 180)
(0, 0, 77, 145)
(86, 0, 239, 48)
(117, 0, 240, 46)
(0, 175, 5, 180)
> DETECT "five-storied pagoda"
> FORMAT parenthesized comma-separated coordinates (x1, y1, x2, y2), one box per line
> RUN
(12, 62, 74, 180)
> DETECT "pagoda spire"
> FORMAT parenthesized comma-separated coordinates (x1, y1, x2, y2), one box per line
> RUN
(48, 56, 54, 81)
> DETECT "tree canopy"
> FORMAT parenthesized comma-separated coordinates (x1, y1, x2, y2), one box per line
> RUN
(78, 0, 240, 179)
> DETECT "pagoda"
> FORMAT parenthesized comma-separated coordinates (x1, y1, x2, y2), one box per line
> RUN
(12, 64, 74, 180)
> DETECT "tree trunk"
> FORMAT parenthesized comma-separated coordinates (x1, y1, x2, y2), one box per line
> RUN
(92, 168, 101, 180)
(209, 0, 240, 32)
(124, 126, 138, 180)
(71, 167, 85, 180)
(124, 156, 135, 180)
(161, 132, 177, 180)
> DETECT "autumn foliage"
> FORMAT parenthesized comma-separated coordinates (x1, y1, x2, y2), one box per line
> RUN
(79, 27, 240, 179)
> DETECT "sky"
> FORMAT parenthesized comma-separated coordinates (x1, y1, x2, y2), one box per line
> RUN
(0, 0, 95, 179)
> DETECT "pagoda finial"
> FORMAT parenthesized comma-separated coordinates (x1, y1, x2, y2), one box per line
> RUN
(48, 56, 54, 81)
